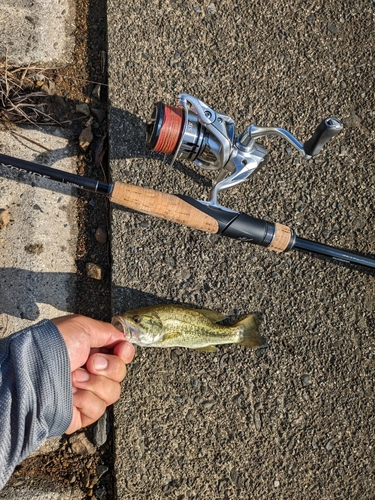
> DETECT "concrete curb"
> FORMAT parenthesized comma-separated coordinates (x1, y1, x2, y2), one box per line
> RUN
(0, 127, 80, 499)
(0, 1, 78, 496)
(0, 0, 75, 66)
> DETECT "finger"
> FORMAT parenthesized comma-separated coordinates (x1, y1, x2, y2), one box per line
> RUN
(88, 341, 135, 364)
(85, 353, 127, 382)
(112, 341, 135, 364)
(72, 370, 122, 405)
(52, 314, 126, 350)
(65, 389, 107, 434)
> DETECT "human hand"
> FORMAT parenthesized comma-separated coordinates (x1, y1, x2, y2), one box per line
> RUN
(51, 314, 135, 434)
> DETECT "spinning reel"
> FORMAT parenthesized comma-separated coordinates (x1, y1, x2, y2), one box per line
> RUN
(146, 93, 343, 206)
(2, 93, 374, 272)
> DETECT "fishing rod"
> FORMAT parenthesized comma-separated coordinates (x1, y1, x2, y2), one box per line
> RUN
(0, 93, 374, 272)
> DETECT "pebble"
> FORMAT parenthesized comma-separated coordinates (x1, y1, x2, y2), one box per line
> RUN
(0, 209, 10, 230)
(327, 23, 339, 34)
(219, 353, 229, 369)
(92, 108, 107, 123)
(326, 436, 340, 451)
(207, 3, 217, 15)
(230, 467, 238, 483)
(301, 374, 311, 387)
(97, 465, 109, 479)
(76, 103, 91, 116)
(208, 233, 220, 244)
(311, 435, 318, 449)
(254, 411, 262, 431)
(165, 257, 176, 267)
(181, 269, 191, 279)
(95, 486, 107, 500)
(190, 377, 199, 388)
(55, 95, 66, 107)
(352, 217, 366, 230)
(93, 410, 109, 447)
(202, 400, 215, 409)
(69, 433, 97, 455)
(81, 467, 90, 488)
(92, 84, 101, 100)
(86, 262, 104, 280)
(95, 227, 108, 244)
(170, 349, 180, 362)
(79, 126, 94, 152)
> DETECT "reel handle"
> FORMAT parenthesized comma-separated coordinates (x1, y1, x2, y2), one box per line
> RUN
(303, 117, 343, 156)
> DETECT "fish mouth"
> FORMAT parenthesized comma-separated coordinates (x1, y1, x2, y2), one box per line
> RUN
(112, 315, 136, 341)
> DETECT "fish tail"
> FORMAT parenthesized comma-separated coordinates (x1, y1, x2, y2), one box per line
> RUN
(236, 314, 266, 348)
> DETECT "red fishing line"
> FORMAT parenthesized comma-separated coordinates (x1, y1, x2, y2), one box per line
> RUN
(154, 104, 184, 154)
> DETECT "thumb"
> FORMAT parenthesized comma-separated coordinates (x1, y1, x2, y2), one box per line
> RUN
(52, 315, 125, 370)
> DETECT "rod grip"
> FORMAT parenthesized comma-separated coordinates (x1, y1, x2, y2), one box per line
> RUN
(303, 117, 343, 156)
(109, 181, 219, 233)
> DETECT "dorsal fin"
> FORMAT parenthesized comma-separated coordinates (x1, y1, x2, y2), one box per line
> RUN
(196, 309, 226, 323)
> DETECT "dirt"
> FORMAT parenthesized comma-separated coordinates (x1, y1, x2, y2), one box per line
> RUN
(4, 0, 115, 498)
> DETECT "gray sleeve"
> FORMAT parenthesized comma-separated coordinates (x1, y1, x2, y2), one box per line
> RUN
(0, 319, 73, 489)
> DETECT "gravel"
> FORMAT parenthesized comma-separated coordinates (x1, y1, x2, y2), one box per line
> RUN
(105, 0, 374, 498)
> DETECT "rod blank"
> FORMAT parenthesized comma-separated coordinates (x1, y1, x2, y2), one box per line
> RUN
(0, 153, 111, 195)
(1, 152, 374, 273)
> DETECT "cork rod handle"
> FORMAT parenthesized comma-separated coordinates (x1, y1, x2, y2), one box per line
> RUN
(109, 181, 220, 233)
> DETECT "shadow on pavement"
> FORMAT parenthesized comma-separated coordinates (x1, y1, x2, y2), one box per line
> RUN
(0, 268, 77, 320)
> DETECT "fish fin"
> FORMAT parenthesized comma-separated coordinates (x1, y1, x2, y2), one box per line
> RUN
(237, 314, 266, 348)
(196, 309, 226, 323)
(194, 345, 219, 352)
(162, 332, 181, 341)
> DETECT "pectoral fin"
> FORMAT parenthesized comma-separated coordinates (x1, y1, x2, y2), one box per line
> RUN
(162, 332, 182, 341)
(194, 345, 219, 352)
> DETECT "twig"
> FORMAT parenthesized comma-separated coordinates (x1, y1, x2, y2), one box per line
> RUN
(9, 130, 52, 151)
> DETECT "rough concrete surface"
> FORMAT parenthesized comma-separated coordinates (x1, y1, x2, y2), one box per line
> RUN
(0, 126, 78, 335)
(108, 0, 374, 499)
(0, 0, 75, 66)
(0, 479, 81, 500)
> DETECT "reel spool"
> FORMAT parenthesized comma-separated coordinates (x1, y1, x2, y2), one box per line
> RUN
(146, 95, 234, 171)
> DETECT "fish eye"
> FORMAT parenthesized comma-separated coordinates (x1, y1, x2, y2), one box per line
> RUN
(133, 315, 142, 323)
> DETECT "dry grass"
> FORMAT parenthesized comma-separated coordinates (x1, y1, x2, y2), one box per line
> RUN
(0, 51, 56, 125)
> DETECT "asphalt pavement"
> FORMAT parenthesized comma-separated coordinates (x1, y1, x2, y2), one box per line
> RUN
(107, 0, 374, 498)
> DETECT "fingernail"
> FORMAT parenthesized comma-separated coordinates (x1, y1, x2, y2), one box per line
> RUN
(75, 369, 90, 382)
(93, 355, 108, 371)
(124, 342, 135, 360)
(72, 386, 77, 394)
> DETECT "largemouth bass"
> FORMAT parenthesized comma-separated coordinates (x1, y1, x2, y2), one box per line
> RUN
(112, 304, 265, 352)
